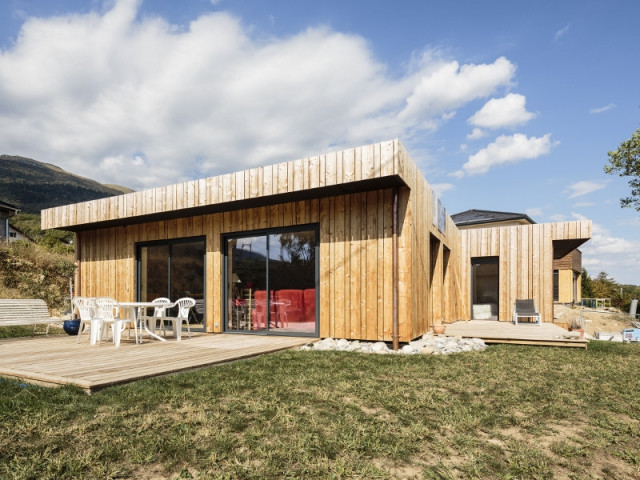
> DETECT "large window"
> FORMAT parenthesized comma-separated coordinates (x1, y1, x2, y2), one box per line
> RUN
(224, 226, 318, 336)
(137, 237, 205, 331)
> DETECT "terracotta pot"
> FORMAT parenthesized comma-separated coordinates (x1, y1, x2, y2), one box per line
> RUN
(570, 327, 585, 339)
(433, 324, 446, 335)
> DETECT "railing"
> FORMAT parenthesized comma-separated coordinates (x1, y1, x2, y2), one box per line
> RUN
(580, 298, 611, 309)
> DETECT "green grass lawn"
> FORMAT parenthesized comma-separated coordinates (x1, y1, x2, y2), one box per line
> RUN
(1, 340, 639, 479)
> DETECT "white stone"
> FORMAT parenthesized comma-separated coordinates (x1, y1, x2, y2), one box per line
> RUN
(302, 335, 487, 355)
(401, 345, 416, 354)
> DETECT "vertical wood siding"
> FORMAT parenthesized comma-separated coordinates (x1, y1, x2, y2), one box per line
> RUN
(67, 140, 466, 342)
(42, 140, 401, 231)
(459, 221, 591, 322)
(52, 139, 590, 342)
(74, 190, 436, 341)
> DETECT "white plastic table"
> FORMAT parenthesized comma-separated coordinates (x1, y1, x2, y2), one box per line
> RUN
(118, 301, 173, 343)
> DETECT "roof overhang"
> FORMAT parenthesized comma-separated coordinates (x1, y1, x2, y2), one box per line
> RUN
(41, 139, 409, 232)
(552, 238, 589, 259)
(57, 175, 406, 232)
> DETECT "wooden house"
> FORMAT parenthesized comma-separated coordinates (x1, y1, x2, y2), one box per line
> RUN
(452, 209, 586, 314)
(41, 140, 591, 344)
(0, 200, 20, 245)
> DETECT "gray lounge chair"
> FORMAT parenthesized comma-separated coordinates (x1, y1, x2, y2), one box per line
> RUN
(513, 299, 541, 325)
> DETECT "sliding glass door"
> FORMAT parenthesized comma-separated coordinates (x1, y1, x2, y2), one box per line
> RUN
(224, 226, 318, 336)
(137, 237, 206, 331)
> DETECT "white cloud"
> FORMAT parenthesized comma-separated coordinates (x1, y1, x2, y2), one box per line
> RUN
(548, 213, 567, 222)
(566, 180, 607, 199)
(441, 111, 456, 121)
(467, 127, 486, 140)
(0, 0, 520, 190)
(572, 201, 595, 208)
(456, 133, 553, 176)
(397, 55, 515, 125)
(580, 222, 640, 282)
(525, 208, 542, 218)
(554, 24, 570, 41)
(468, 93, 536, 129)
(589, 103, 616, 114)
(431, 183, 454, 197)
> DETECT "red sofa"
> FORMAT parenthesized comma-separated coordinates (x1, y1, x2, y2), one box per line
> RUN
(251, 288, 316, 328)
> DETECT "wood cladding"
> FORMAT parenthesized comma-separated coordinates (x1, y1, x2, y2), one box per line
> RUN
(74, 191, 425, 342)
(41, 141, 401, 231)
(553, 249, 582, 272)
(459, 221, 591, 323)
(45, 139, 591, 342)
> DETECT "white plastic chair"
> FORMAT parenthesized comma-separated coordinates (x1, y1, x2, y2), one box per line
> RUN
(162, 297, 195, 341)
(148, 297, 173, 336)
(73, 297, 97, 344)
(94, 297, 129, 347)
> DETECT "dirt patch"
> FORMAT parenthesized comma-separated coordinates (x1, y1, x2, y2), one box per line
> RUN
(554, 304, 635, 337)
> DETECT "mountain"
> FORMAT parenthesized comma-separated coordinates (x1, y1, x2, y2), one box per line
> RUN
(0, 155, 133, 214)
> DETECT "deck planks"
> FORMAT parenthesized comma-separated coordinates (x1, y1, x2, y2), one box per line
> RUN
(444, 320, 588, 348)
(0, 334, 314, 393)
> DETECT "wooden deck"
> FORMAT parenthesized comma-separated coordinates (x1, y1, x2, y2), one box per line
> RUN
(0, 333, 315, 394)
(443, 320, 588, 348)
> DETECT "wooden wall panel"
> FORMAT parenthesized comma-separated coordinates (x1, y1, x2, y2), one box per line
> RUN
(459, 220, 591, 323)
(553, 249, 582, 272)
(73, 187, 419, 341)
(61, 139, 590, 342)
(393, 139, 463, 340)
(42, 140, 402, 231)
(365, 190, 378, 340)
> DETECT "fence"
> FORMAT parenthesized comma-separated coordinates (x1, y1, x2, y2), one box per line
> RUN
(580, 298, 611, 309)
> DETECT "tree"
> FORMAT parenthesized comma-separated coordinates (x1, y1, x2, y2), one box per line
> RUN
(590, 271, 616, 301)
(581, 268, 594, 298)
(604, 127, 640, 210)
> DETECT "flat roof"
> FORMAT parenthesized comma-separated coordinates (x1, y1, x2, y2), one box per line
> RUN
(42, 139, 408, 232)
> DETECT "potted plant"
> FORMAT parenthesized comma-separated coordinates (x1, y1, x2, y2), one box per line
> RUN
(568, 317, 584, 338)
(433, 320, 446, 335)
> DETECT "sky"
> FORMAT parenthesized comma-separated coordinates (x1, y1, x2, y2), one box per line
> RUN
(0, 0, 639, 285)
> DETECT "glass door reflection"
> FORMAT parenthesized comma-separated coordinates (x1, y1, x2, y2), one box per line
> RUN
(226, 235, 267, 331)
(225, 227, 317, 336)
(137, 238, 206, 331)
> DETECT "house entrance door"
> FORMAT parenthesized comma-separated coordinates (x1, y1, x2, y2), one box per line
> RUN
(471, 257, 499, 320)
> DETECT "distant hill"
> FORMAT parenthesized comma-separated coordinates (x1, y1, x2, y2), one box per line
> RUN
(0, 155, 133, 214)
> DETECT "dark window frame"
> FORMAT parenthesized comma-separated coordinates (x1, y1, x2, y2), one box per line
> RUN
(135, 235, 206, 331)
(222, 223, 319, 337)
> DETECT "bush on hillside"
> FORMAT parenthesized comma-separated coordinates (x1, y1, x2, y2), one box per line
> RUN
(9, 213, 74, 254)
(0, 241, 75, 313)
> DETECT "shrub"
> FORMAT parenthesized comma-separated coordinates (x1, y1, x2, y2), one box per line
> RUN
(0, 243, 75, 312)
